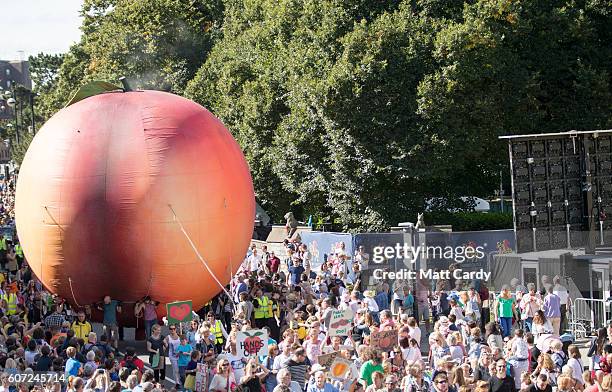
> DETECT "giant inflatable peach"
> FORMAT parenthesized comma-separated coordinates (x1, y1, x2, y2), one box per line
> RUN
(15, 87, 255, 319)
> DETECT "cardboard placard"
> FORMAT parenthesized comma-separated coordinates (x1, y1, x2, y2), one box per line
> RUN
(317, 351, 340, 369)
(328, 308, 353, 336)
(371, 329, 398, 352)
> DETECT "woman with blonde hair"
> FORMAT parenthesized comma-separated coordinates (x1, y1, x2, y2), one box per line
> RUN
(240, 358, 269, 391)
(474, 380, 489, 392)
(532, 353, 558, 386)
(67, 376, 85, 392)
(209, 358, 235, 392)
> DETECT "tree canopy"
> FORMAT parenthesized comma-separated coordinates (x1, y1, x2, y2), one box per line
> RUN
(24, 0, 612, 230)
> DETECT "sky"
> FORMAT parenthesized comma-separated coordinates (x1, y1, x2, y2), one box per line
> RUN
(2, 0, 83, 61)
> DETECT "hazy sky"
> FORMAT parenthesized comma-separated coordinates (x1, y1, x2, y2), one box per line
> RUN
(2, 0, 83, 61)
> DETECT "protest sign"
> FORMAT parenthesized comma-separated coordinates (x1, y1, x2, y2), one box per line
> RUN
(328, 308, 353, 336)
(166, 300, 193, 325)
(317, 351, 340, 369)
(237, 329, 269, 358)
(371, 329, 398, 352)
(330, 357, 352, 380)
(194, 363, 208, 392)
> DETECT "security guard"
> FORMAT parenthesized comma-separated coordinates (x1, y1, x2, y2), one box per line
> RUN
(14, 243, 23, 265)
(1, 289, 18, 315)
(253, 289, 271, 329)
(207, 311, 228, 353)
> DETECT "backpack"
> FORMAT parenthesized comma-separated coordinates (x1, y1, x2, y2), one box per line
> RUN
(551, 351, 568, 371)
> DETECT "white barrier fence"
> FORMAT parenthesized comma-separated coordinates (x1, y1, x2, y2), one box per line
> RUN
(570, 298, 611, 338)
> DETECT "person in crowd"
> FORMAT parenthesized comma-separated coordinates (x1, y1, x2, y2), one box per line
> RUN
(496, 286, 516, 339)
(134, 296, 159, 339)
(552, 276, 570, 334)
(489, 358, 517, 392)
(97, 295, 122, 349)
(542, 285, 561, 336)
(71, 309, 92, 343)
(146, 324, 167, 382)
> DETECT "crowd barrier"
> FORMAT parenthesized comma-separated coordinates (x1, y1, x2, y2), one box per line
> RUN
(570, 297, 611, 338)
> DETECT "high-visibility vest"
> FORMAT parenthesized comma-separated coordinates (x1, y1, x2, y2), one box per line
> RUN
(1, 292, 17, 315)
(254, 296, 270, 319)
(268, 301, 279, 318)
(71, 320, 93, 343)
(0, 238, 6, 251)
(14, 244, 23, 257)
(210, 319, 224, 344)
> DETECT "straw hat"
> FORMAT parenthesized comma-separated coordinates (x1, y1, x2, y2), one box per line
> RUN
(363, 290, 376, 298)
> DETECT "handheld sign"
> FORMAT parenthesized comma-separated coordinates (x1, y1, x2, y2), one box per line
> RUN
(371, 329, 398, 352)
(194, 363, 208, 392)
(237, 329, 269, 358)
(328, 308, 353, 337)
(317, 351, 340, 369)
(166, 300, 193, 325)
(330, 357, 352, 380)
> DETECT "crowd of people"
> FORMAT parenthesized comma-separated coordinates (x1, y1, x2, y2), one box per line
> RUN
(0, 198, 610, 392)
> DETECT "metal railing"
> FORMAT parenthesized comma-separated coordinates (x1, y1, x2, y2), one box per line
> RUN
(570, 298, 610, 338)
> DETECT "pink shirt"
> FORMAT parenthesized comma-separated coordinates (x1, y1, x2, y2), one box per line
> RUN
(144, 303, 157, 321)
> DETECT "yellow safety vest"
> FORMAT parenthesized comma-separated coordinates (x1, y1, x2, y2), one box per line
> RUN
(268, 301, 279, 318)
(14, 244, 23, 257)
(0, 238, 6, 251)
(210, 320, 224, 344)
(71, 321, 93, 343)
(254, 296, 270, 319)
(1, 292, 17, 315)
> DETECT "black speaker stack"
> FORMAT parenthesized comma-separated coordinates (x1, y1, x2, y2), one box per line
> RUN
(501, 130, 612, 253)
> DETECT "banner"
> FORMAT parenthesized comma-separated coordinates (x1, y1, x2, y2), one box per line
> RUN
(237, 329, 269, 358)
(371, 329, 398, 352)
(300, 232, 353, 271)
(166, 300, 193, 325)
(328, 309, 353, 337)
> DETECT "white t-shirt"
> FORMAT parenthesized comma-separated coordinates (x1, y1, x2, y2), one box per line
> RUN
(364, 297, 379, 312)
(226, 352, 246, 382)
(567, 358, 583, 382)
(408, 326, 422, 346)
(273, 353, 291, 371)
(209, 373, 235, 391)
(512, 338, 529, 359)
(302, 251, 312, 270)
(401, 347, 421, 362)
(248, 254, 262, 272)
(449, 345, 464, 362)
(553, 285, 569, 305)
